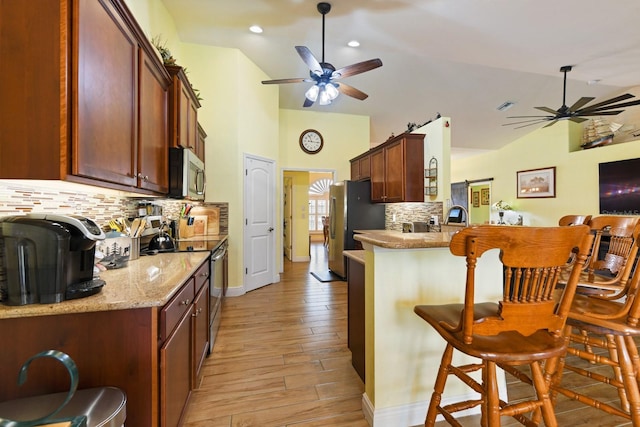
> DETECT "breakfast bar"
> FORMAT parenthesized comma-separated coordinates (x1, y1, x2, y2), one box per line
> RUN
(353, 230, 505, 426)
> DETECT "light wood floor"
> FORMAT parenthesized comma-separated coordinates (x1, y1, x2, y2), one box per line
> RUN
(183, 243, 634, 426)
(183, 243, 368, 426)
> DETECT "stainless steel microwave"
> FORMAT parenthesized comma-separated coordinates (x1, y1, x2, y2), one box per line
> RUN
(169, 147, 206, 200)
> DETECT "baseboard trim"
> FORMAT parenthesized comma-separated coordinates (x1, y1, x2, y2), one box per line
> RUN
(361, 383, 507, 426)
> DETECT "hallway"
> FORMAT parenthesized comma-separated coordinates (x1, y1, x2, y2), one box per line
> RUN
(183, 243, 368, 426)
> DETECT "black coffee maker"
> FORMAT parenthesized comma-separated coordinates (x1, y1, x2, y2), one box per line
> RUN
(0, 214, 106, 305)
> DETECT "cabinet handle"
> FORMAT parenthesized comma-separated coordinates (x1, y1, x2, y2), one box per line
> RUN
(200, 272, 209, 278)
(181, 299, 190, 305)
(137, 173, 149, 180)
(192, 308, 202, 317)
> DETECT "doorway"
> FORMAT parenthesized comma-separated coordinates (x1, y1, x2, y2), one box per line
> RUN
(281, 169, 335, 271)
(468, 182, 492, 224)
(451, 179, 493, 225)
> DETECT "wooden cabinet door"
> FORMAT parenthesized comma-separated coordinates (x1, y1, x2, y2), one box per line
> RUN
(138, 48, 169, 193)
(196, 123, 207, 162)
(384, 140, 405, 202)
(370, 149, 385, 202)
(192, 283, 209, 388)
(350, 159, 360, 180)
(187, 97, 199, 151)
(359, 155, 371, 180)
(177, 83, 191, 149)
(160, 308, 192, 427)
(74, 0, 137, 187)
(347, 258, 366, 382)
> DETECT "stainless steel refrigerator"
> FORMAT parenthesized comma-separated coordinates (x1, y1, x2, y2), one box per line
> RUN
(328, 180, 385, 278)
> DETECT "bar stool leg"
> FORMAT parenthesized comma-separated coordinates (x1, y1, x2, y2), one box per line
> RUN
(425, 343, 454, 426)
(616, 335, 640, 425)
(531, 361, 557, 427)
(608, 334, 631, 412)
(484, 361, 500, 426)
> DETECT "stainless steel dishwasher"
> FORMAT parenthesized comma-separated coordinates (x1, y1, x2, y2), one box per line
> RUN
(209, 240, 228, 353)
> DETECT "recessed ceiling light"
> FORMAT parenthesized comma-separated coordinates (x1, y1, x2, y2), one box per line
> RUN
(587, 79, 601, 85)
(347, 40, 360, 47)
(249, 25, 263, 34)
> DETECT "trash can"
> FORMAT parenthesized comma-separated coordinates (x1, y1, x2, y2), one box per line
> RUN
(0, 386, 126, 427)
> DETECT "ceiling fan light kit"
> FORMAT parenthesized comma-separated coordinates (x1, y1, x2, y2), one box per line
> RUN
(505, 65, 640, 130)
(261, 2, 383, 107)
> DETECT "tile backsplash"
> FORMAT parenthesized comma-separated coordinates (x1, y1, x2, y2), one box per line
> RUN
(0, 180, 228, 234)
(385, 202, 444, 232)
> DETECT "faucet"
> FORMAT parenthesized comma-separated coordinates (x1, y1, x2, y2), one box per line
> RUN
(444, 205, 469, 226)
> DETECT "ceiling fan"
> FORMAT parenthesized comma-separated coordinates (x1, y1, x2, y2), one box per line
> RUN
(261, 2, 383, 107)
(505, 65, 640, 129)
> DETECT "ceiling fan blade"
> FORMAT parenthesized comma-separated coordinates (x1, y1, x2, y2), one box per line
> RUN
(295, 46, 323, 75)
(336, 83, 368, 100)
(513, 120, 551, 129)
(507, 115, 554, 119)
(503, 118, 554, 126)
(534, 106, 560, 115)
(303, 97, 315, 108)
(568, 117, 588, 124)
(331, 58, 383, 79)
(577, 93, 635, 111)
(578, 98, 640, 114)
(576, 110, 625, 116)
(261, 77, 309, 85)
(568, 97, 595, 112)
(542, 120, 560, 128)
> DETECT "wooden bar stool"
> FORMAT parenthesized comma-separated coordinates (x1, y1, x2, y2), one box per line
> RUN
(414, 225, 592, 426)
(548, 236, 640, 425)
(558, 214, 592, 226)
(561, 216, 640, 297)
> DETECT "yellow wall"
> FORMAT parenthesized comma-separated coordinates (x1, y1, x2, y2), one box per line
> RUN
(452, 121, 640, 226)
(127, 0, 375, 288)
(279, 109, 370, 182)
(283, 171, 312, 261)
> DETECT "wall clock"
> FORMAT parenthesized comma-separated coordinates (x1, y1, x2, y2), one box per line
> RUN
(299, 129, 323, 154)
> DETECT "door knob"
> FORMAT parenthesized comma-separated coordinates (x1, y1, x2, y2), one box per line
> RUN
(268, 227, 274, 232)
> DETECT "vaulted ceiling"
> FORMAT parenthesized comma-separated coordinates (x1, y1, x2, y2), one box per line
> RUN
(161, 0, 640, 156)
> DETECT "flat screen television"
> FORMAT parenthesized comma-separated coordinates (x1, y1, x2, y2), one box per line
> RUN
(599, 157, 640, 215)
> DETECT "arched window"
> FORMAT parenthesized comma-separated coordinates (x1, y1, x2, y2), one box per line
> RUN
(308, 178, 332, 231)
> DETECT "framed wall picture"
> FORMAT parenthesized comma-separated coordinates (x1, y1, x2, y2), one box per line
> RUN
(472, 191, 480, 207)
(517, 166, 556, 198)
(480, 188, 490, 205)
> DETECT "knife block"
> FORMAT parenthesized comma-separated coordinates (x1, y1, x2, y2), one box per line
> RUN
(179, 218, 194, 239)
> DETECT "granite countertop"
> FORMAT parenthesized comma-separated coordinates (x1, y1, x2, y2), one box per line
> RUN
(0, 251, 210, 320)
(343, 250, 365, 264)
(353, 229, 456, 249)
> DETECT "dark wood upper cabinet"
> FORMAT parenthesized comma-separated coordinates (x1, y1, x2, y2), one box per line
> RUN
(166, 65, 201, 154)
(0, 0, 171, 195)
(350, 153, 371, 181)
(368, 133, 425, 203)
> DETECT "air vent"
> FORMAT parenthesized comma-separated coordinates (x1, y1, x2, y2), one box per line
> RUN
(497, 101, 516, 112)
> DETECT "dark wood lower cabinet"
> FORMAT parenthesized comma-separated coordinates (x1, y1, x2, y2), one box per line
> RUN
(0, 256, 211, 427)
(347, 256, 365, 382)
(161, 307, 192, 427)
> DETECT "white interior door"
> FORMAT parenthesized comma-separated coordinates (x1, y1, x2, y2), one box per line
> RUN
(243, 154, 277, 293)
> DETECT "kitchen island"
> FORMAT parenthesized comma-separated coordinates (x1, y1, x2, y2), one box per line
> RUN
(0, 251, 210, 427)
(353, 230, 505, 426)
